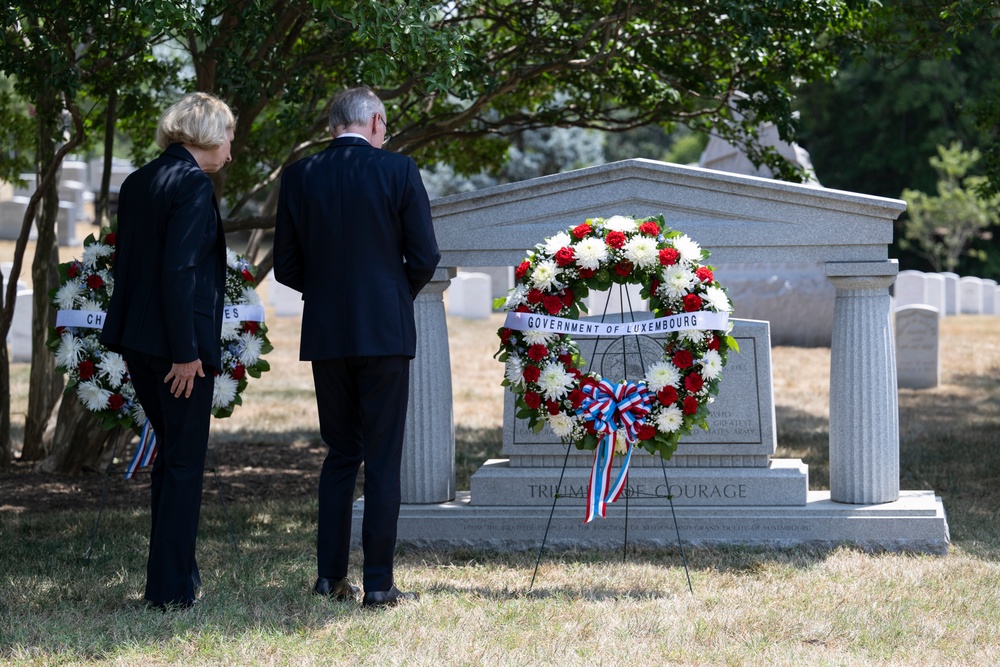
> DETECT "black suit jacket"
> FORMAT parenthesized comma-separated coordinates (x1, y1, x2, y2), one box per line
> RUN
(273, 136, 440, 360)
(101, 143, 227, 368)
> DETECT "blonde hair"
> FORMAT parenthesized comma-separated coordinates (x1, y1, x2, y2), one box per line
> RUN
(155, 92, 236, 150)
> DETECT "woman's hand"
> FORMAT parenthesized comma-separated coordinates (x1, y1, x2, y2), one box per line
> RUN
(164, 359, 205, 398)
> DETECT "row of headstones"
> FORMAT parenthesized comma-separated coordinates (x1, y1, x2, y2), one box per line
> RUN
(0, 158, 135, 244)
(1, 263, 32, 362)
(895, 269, 999, 316)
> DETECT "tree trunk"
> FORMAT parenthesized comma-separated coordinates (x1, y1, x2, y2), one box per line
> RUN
(95, 91, 117, 228)
(0, 343, 11, 470)
(39, 392, 130, 475)
(21, 96, 65, 461)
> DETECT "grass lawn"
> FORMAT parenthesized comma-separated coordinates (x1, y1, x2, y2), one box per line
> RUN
(1, 294, 999, 665)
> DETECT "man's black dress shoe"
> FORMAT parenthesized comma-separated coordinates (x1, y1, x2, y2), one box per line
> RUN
(362, 585, 418, 608)
(313, 577, 359, 601)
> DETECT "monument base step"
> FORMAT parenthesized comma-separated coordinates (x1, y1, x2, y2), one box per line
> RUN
(470, 457, 809, 507)
(352, 490, 949, 554)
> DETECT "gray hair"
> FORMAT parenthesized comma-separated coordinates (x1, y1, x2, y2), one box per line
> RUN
(155, 92, 236, 150)
(328, 86, 385, 131)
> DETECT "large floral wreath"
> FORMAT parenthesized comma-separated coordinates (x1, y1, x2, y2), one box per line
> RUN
(496, 215, 737, 519)
(48, 226, 272, 435)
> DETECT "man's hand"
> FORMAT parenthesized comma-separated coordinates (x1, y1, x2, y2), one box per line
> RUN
(164, 359, 205, 398)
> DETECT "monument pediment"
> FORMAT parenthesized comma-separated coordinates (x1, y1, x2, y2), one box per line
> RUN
(431, 158, 905, 267)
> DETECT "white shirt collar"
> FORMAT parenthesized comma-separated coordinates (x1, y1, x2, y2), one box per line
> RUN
(337, 132, 370, 143)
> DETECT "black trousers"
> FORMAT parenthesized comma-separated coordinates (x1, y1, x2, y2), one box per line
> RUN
(123, 350, 213, 607)
(312, 355, 410, 593)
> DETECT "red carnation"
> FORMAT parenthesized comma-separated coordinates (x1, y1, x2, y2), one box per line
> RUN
(578, 268, 595, 279)
(639, 221, 660, 236)
(523, 365, 540, 383)
(554, 247, 575, 267)
(685, 373, 704, 393)
(568, 389, 586, 408)
(543, 295, 563, 315)
(499, 328, 513, 345)
(683, 294, 703, 312)
(515, 304, 530, 313)
(568, 368, 583, 380)
(527, 288, 544, 304)
(696, 266, 714, 282)
(650, 279, 661, 295)
(527, 344, 549, 362)
(546, 400, 561, 416)
(241, 269, 255, 283)
(672, 350, 693, 369)
(231, 364, 246, 380)
(657, 386, 678, 406)
(104, 232, 116, 245)
(558, 353, 573, 368)
(605, 231, 626, 249)
(561, 288, 575, 307)
(707, 335, 721, 351)
(659, 248, 680, 266)
(683, 396, 699, 415)
(243, 321, 259, 335)
(572, 223, 593, 239)
(67, 263, 81, 278)
(584, 421, 598, 434)
(78, 360, 95, 380)
(615, 261, 633, 277)
(637, 424, 656, 440)
(87, 274, 104, 289)
(515, 261, 531, 280)
(108, 393, 125, 411)
(523, 391, 541, 410)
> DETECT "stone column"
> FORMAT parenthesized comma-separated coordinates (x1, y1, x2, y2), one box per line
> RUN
(826, 261, 899, 504)
(401, 271, 456, 503)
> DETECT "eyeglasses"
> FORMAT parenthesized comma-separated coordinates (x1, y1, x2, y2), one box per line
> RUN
(374, 113, 390, 143)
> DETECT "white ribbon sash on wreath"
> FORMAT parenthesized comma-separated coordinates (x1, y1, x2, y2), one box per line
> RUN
(56, 305, 266, 330)
(503, 310, 729, 337)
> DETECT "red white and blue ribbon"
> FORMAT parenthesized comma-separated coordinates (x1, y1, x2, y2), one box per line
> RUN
(124, 419, 157, 479)
(576, 379, 652, 522)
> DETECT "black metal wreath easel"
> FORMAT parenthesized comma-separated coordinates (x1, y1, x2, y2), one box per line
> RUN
(84, 425, 239, 564)
(529, 284, 694, 593)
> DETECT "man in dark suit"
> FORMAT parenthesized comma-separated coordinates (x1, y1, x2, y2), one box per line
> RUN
(273, 86, 440, 607)
(101, 92, 234, 610)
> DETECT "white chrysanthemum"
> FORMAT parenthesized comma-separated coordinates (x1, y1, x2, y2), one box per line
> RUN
(700, 349, 723, 380)
(655, 405, 684, 433)
(220, 320, 241, 342)
(121, 382, 136, 400)
(661, 264, 696, 298)
(704, 285, 732, 313)
(212, 373, 239, 409)
(131, 403, 146, 426)
(504, 285, 528, 309)
(575, 237, 608, 271)
(543, 231, 572, 256)
(505, 355, 525, 386)
(538, 361, 575, 400)
(672, 234, 702, 263)
(77, 380, 112, 412)
(530, 260, 560, 291)
(236, 331, 263, 366)
(547, 412, 575, 437)
(55, 332, 85, 369)
(240, 285, 262, 307)
(522, 329, 554, 346)
(679, 329, 705, 343)
(81, 243, 113, 268)
(645, 360, 681, 392)
(623, 235, 659, 269)
(55, 281, 85, 310)
(79, 298, 104, 312)
(97, 351, 127, 389)
(603, 215, 637, 233)
(226, 248, 240, 269)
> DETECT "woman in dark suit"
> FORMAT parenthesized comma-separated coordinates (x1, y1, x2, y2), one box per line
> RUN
(101, 92, 234, 610)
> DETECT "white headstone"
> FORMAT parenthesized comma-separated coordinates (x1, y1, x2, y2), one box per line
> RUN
(462, 266, 513, 302)
(939, 272, 959, 316)
(60, 160, 88, 185)
(895, 305, 940, 389)
(11, 173, 35, 199)
(9, 289, 34, 363)
(266, 270, 303, 317)
(583, 282, 647, 317)
(894, 270, 926, 308)
(57, 201, 77, 246)
(981, 279, 998, 315)
(58, 180, 88, 224)
(959, 276, 983, 314)
(924, 274, 946, 317)
(1, 262, 28, 295)
(446, 272, 492, 319)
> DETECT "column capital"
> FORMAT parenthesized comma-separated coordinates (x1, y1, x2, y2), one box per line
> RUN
(826, 260, 898, 291)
